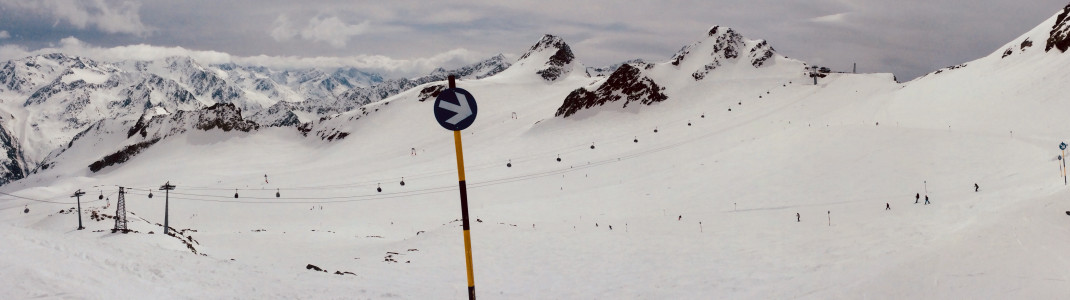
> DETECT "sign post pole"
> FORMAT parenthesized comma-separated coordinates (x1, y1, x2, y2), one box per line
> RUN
(1060, 142, 1067, 185)
(435, 75, 479, 300)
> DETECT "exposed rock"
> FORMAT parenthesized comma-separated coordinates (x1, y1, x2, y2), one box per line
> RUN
(555, 64, 667, 118)
(1047, 3, 1070, 52)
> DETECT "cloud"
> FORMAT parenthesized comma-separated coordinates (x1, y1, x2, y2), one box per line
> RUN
(271, 15, 371, 48)
(0, 31, 9, 39)
(0, 0, 153, 36)
(0, 37, 487, 78)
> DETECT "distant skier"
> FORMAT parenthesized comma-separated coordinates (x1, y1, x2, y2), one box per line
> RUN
(264, 174, 269, 184)
(885, 203, 891, 210)
(411, 148, 417, 156)
(678, 215, 682, 221)
(924, 195, 930, 205)
(915, 193, 920, 204)
(974, 183, 979, 192)
(796, 213, 800, 222)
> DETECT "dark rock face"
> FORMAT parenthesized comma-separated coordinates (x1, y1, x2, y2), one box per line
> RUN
(749, 41, 776, 67)
(88, 138, 160, 173)
(555, 64, 668, 118)
(0, 124, 27, 185)
(1047, 3, 1070, 52)
(519, 35, 575, 81)
(418, 84, 446, 102)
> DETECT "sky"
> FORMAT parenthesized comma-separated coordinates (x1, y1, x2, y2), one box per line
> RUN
(0, 0, 1067, 80)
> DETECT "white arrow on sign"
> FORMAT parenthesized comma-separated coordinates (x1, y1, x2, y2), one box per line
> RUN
(438, 92, 472, 125)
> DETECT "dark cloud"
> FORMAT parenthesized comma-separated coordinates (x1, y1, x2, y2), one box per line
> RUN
(1, 0, 1067, 80)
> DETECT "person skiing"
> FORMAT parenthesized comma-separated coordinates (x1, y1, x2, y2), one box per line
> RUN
(915, 193, 920, 204)
(924, 195, 930, 205)
(974, 183, 979, 192)
(886, 203, 891, 210)
(796, 212, 801, 222)
(411, 148, 416, 156)
(678, 215, 682, 221)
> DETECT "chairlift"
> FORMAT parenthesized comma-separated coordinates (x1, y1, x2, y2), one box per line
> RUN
(654, 127, 658, 133)
(634, 136, 638, 143)
(276, 188, 281, 198)
(556, 155, 562, 162)
(400, 177, 405, 186)
(148, 190, 153, 198)
(590, 143, 595, 150)
(687, 121, 692, 126)
(234, 189, 239, 199)
(701, 114, 705, 118)
(507, 159, 512, 168)
(377, 183, 382, 193)
(98, 191, 103, 200)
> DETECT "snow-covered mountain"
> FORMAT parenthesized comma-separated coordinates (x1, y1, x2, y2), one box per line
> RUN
(557, 25, 807, 118)
(0, 53, 510, 185)
(5, 2, 1070, 298)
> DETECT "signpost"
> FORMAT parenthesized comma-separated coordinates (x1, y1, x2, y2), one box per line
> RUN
(1061, 142, 1067, 185)
(434, 75, 479, 300)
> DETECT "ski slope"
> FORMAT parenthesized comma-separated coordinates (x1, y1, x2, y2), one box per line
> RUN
(4, 7, 1070, 300)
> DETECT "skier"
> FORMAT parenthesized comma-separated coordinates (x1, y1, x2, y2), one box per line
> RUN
(411, 148, 416, 156)
(796, 212, 801, 222)
(886, 203, 891, 210)
(915, 193, 920, 204)
(974, 183, 979, 192)
(264, 174, 269, 184)
(924, 195, 930, 205)
(678, 215, 682, 221)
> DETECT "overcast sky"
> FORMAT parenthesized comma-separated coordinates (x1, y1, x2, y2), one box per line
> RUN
(0, 0, 1067, 80)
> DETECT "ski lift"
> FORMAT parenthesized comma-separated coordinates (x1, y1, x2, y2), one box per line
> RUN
(377, 183, 382, 193)
(634, 136, 638, 143)
(507, 159, 512, 168)
(590, 143, 595, 150)
(687, 121, 692, 126)
(701, 114, 705, 118)
(234, 189, 239, 199)
(148, 190, 153, 198)
(654, 127, 658, 133)
(276, 188, 280, 198)
(98, 191, 103, 200)
(728, 107, 732, 111)
(400, 177, 405, 186)
(556, 155, 562, 162)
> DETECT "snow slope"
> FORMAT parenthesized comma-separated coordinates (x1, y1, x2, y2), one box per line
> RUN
(3, 4, 1070, 299)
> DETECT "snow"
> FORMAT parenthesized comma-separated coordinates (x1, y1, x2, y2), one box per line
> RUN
(61, 68, 110, 85)
(4, 8, 1070, 300)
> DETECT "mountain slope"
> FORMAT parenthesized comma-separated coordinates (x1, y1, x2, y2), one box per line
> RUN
(4, 3, 1070, 299)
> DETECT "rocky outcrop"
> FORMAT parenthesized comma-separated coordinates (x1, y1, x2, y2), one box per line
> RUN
(1047, 3, 1070, 52)
(518, 35, 575, 81)
(555, 64, 667, 118)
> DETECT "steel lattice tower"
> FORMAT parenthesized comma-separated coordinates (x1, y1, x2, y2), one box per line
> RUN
(113, 186, 128, 233)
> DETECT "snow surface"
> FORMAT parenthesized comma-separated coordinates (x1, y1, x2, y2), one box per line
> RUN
(4, 10, 1070, 300)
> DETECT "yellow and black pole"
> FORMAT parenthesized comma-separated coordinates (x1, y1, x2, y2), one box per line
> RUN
(435, 75, 479, 299)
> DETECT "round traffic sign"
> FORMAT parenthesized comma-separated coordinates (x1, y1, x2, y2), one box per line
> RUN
(434, 87, 478, 131)
(1060, 142, 1067, 150)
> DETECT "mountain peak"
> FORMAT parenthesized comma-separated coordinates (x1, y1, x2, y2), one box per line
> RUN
(669, 25, 782, 80)
(515, 34, 576, 81)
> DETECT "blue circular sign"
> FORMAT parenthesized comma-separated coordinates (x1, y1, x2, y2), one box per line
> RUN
(433, 87, 478, 131)
(1060, 142, 1067, 151)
